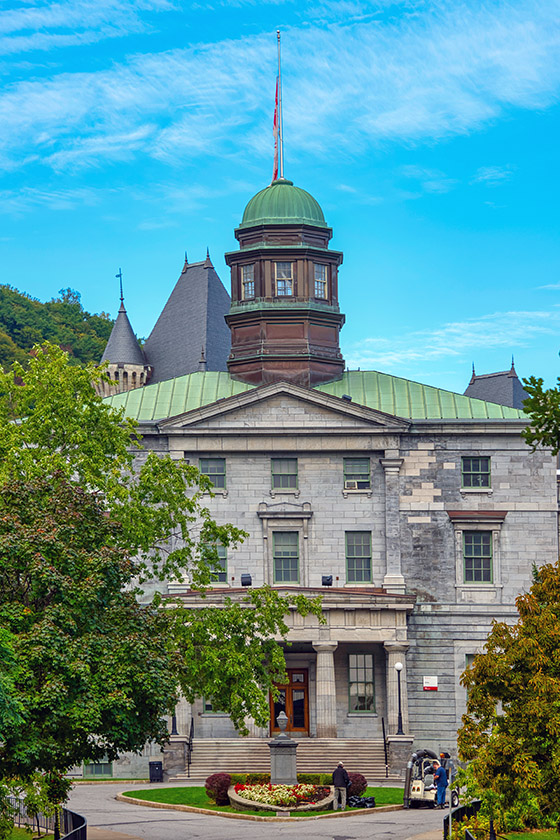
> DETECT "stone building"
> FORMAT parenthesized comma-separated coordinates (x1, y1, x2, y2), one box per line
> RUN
(92, 176, 557, 781)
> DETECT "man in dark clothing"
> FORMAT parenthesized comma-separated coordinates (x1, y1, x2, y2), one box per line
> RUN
(432, 760, 448, 808)
(332, 761, 350, 810)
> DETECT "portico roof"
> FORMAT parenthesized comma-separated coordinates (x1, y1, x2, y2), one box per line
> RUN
(104, 369, 526, 422)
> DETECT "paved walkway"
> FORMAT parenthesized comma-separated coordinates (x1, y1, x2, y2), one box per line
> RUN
(69, 782, 446, 840)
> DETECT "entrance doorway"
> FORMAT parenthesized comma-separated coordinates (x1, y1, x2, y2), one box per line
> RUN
(270, 669, 309, 735)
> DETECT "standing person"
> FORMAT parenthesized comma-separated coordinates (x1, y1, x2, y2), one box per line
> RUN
(432, 760, 448, 808)
(332, 761, 350, 810)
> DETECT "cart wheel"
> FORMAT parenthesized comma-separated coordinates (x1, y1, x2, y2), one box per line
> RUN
(451, 790, 459, 808)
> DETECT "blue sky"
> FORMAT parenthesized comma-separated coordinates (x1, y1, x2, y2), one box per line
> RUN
(1, 0, 560, 393)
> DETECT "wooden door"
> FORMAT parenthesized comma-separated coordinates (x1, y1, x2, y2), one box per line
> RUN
(270, 669, 309, 735)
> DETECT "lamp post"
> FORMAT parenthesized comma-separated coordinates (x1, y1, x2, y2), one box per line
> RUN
(395, 661, 404, 735)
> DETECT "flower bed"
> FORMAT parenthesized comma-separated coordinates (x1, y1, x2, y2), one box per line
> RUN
(229, 782, 333, 813)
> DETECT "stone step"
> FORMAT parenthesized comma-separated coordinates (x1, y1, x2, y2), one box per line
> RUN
(169, 738, 392, 782)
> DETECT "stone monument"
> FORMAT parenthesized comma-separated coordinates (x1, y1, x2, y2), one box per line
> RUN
(269, 711, 298, 785)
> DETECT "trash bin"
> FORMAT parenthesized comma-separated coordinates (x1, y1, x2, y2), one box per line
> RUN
(149, 761, 163, 783)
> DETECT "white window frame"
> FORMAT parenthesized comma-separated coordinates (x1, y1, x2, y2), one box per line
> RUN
(241, 264, 255, 299)
(275, 262, 293, 296)
(314, 263, 327, 299)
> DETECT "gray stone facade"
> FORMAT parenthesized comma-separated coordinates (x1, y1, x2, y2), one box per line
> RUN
(104, 380, 557, 776)
(89, 377, 556, 781)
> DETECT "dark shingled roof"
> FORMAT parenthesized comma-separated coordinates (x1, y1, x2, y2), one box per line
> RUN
(142, 256, 231, 384)
(464, 362, 529, 410)
(100, 300, 145, 365)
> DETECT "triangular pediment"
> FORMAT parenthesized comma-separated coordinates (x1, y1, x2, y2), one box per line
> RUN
(157, 381, 410, 433)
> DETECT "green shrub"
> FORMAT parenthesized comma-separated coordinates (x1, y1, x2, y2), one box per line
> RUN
(245, 773, 271, 784)
(297, 774, 321, 784)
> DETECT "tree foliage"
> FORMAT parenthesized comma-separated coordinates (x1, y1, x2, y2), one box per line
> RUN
(0, 342, 322, 789)
(521, 375, 560, 454)
(458, 560, 560, 824)
(0, 285, 114, 370)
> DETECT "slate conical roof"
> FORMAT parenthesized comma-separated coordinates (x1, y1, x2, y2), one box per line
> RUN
(142, 256, 231, 384)
(100, 299, 145, 365)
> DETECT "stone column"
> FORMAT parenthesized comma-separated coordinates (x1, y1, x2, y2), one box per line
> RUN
(312, 641, 338, 738)
(384, 642, 410, 734)
(174, 695, 191, 737)
(380, 454, 405, 594)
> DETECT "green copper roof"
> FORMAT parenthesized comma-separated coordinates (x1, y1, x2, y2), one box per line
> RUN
(104, 370, 526, 422)
(104, 372, 254, 422)
(238, 179, 329, 230)
(315, 371, 525, 420)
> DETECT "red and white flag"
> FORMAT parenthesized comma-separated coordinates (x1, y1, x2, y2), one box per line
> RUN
(272, 76, 279, 182)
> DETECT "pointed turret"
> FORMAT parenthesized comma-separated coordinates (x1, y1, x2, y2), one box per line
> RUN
(96, 275, 152, 396)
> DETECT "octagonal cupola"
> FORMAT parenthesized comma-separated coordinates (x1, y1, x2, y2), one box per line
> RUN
(225, 178, 345, 388)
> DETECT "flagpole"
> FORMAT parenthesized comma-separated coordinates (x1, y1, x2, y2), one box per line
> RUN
(277, 29, 284, 179)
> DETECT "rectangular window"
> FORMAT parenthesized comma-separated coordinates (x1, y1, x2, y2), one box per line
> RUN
(271, 458, 298, 489)
(463, 531, 492, 582)
(461, 456, 491, 488)
(203, 697, 224, 713)
(83, 760, 112, 777)
(344, 457, 371, 490)
(346, 532, 372, 582)
(314, 264, 327, 298)
(348, 653, 375, 712)
(199, 457, 226, 489)
(242, 264, 255, 299)
(275, 262, 293, 296)
(204, 543, 227, 583)
(273, 532, 299, 582)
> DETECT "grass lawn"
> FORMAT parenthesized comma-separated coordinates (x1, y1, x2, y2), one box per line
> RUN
(122, 785, 403, 816)
(10, 829, 53, 839)
(505, 834, 558, 840)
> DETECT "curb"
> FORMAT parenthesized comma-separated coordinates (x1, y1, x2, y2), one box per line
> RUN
(116, 793, 402, 822)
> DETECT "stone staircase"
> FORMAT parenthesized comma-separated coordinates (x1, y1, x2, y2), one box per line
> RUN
(171, 738, 393, 782)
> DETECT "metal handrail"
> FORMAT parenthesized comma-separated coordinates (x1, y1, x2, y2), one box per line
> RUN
(381, 717, 389, 778)
(186, 717, 194, 778)
(8, 797, 86, 840)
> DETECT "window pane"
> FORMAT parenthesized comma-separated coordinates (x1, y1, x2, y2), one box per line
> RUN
(273, 531, 299, 582)
(464, 531, 492, 582)
(242, 264, 255, 299)
(271, 458, 298, 489)
(344, 458, 371, 489)
(462, 456, 491, 488)
(199, 458, 226, 488)
(346, 532, 372, 582)
(348, 654, 375, 712)
(275, 262, 293, 296)
(204, 543, 227, 582)
(314, 264, 327, 298)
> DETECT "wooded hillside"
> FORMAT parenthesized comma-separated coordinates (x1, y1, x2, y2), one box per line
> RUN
(0, 286, 114, 369)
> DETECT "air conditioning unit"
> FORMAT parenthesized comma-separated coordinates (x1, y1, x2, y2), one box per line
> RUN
(344, 480, 358, 490)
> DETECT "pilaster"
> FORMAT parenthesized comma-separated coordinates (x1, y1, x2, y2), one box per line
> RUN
(380, 453, 405, 594)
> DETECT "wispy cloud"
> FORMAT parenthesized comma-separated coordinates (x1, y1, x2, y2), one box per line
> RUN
(400, 165, 458, 194)
(537, 283, 560, 290)
(472, 165, 515, 185)
(0, 185, 112, 214)
(343, 310, 560, 370)
(1, 1, 559, 171)
(0, 1, 174, 55)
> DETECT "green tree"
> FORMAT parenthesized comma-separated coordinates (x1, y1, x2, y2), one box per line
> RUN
(458, 560, 560, 826)
(0, 343, 321, 794)
(0, 285, 114, 370)
(522, 375, 560, 454)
